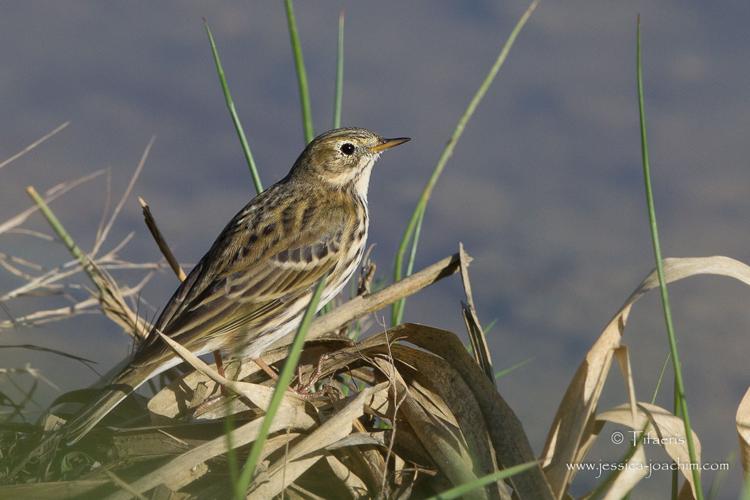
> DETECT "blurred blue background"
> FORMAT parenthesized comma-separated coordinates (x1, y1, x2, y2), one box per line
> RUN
(2, 1, 749, 497)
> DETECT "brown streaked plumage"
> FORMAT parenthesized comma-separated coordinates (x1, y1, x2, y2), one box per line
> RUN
(58, 127, 409, 444)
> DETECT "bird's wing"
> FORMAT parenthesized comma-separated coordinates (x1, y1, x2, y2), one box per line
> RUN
(138, 187, 350, 360)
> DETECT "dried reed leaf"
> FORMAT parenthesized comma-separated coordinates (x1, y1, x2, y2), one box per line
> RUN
(110, 427, 204, 459)
(147, 484, 192, 500)
(737, 387, 750, 478)
(366, 383, 393, 418)
(297, 252, 464, 344)
(268, 331, 499, 492)
(248, 384, 384, 498)
(325, 432, 385, 450)
(0, 479, 110, 499)
(281, 459, 356, 499)
(103, 470, 148, 500)
(148, 351, 292, 419)
(388, 344, 499, 488)
(134, 467, 199, 498)
(387, 421, 434, 469)
(613, 346, 637, 424)
(261, 431, 302, 458)
(459, 242, 493, 381)
(595, 402, 702, 498)
(596, 440, 648, 500)
(284, 483, 327, 500)
(409, 378, 460, 428)
(104, 403, 316, 500)
(373, 358, 487, 500)
(541, 256, 750, 498)
(334, 442, 388, 496)
(200, 382, 306, 420)
(148, 370, 303, 424)
(324, 454, 369, 497)
(154, 331, 305, 417)
(148, 366, 233, 419)
(386, 324, 552, 499)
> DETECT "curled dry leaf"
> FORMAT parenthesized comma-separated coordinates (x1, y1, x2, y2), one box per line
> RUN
(372, 358, 488, 500)
(325, 454, 369, 497)
(248, 383, 385, 498)
(104, 400, 317, 500)
(148, 351, 292, 419)
(541, 256, 750, 498)
(594, 402, 702, 498)
(458, 242, 494, 382)
(389, 324, 553, 499)
(737, 387, 750, 478)
(613, 346, 638, 424)
(154, 330, 305, 416)
(388, 344, 498, 486)
(596, 440, 649, 500)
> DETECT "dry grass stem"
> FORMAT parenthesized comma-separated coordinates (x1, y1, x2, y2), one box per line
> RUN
(138, 197, 187, 281)
(0, 122, 70, 171)
(458, 242, 493, 381)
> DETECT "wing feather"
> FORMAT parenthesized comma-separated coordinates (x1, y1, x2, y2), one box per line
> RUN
(134, 185, 351, 365)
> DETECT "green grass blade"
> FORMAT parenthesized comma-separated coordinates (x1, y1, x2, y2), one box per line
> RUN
(494, 357, 534, 380)
(25, 186, 98, 285)
(224, 411, 239, 496)
(390, 0, 538, 324)
(391, 204, 425, 324)
(235, 276, 327, 496)
(320, 13, 345, 316)
(203, 20, 263, 194)
(284, 0, 314, 143)
(426, 461, 538, 500)
(636, 16, 703, 499)
(740, 474, 750, 500)
(650, 352, 671, 404)
(333, 10, 345, 129)
(706, 452, 733, 500)
(483, 318, 498, 334)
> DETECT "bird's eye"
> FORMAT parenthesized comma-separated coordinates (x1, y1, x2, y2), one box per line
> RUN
(340, 143, 355, 155)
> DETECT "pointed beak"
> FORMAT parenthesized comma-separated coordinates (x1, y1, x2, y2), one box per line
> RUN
(370, 137, 411, 153)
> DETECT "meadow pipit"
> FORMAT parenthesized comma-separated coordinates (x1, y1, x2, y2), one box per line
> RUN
(61, 127, 409, 443)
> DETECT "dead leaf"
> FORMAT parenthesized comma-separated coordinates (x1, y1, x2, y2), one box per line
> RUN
(595, 402, 702, 498)
(737, 387, 750, 478)
(541, 256, 750, 498)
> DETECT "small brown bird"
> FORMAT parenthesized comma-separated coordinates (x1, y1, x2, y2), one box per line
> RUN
(61, 127, 409, 444)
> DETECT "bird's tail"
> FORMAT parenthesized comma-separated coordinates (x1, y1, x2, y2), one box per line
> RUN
(60, 363, 151, 445)
(9, 363, 152, 480)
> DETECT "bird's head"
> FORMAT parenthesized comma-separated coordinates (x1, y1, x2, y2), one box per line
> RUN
(291, 127, 409, 196)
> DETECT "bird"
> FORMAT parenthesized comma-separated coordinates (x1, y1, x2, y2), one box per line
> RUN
(55, 127, 409, 445)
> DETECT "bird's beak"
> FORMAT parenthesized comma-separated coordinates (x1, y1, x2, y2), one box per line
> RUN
(371, 137, 411, 153)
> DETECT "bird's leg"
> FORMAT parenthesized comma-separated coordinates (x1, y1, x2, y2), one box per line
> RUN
(212, 350, 225, 378)
(212, 350, 228, 396)
(292, 354, 328, 394)
(306, 355, 326, 389)
(253, 357, 279, 381)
